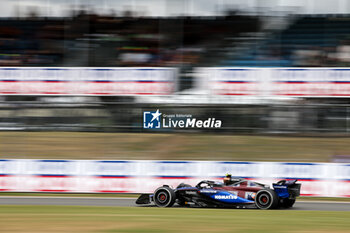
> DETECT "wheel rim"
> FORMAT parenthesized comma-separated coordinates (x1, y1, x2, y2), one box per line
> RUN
(258, 194, 270, 206)
(157, 191, 168, 204)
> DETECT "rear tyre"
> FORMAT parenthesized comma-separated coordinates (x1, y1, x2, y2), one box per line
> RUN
(255, 189, 279, 210)
(154, 186, 176, 207)
(282, 199, 296, 208)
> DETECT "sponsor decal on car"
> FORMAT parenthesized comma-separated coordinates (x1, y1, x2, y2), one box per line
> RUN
(214, 194, 237, 200)
(200, 190, 217, 193)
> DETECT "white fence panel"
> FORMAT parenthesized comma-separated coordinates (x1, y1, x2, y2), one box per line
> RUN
(0, 159, 349, 197)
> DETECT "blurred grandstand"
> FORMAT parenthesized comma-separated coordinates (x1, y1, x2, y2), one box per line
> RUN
(223, 15, 350, 67)
(1, 1, 350, 134)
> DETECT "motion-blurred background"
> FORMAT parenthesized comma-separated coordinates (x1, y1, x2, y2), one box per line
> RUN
(1, 2, 350, 232)
(1, 0, 350, 162)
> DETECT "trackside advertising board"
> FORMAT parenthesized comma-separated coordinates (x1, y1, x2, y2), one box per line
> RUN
(0, 67, 177, 95)
(0, 159, 349, 197)
(196, 68, 350, 97)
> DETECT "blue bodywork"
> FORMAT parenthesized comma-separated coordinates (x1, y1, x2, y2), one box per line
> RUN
(273, 179, 299, 198)
(204, 190, 253, 204)
(273, 184, 290, 198)
(138, 179, 300, 208)
(175, 180, 295, 204)
(176, 186, 254, 204)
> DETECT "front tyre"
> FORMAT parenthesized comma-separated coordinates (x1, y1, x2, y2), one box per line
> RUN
(153, 186, 176, 207)
(255, 189, 279, 210)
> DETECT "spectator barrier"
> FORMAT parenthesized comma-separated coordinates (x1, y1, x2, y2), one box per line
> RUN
(1, 67, 350, 97)
(0, 67, 177, 95)
(0, 159, 349, 197)
(196, 68, 350, 97)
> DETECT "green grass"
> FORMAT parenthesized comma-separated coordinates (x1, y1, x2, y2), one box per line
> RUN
(1, 132, 350, 161)
(0, 205, 349, 233)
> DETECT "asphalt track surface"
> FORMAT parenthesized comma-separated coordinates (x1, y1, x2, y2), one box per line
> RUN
(0, 196, 349, 211)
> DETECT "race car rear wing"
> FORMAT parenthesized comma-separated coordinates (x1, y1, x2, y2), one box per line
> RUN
(272, 179, 301, 199)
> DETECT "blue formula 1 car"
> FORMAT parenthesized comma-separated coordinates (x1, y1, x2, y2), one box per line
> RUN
(136, 176, 301, 210)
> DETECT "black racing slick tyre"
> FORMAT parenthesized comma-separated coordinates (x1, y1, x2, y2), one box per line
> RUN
(255, 189, 279, 210)
(153, 186, 176, 207)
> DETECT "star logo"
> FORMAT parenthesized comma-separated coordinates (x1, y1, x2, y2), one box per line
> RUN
(150, 109, 162, 122)
(143, 109, 162, 129)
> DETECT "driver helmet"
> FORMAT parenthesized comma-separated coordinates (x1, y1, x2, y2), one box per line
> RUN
(223, 173, 232, 185)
